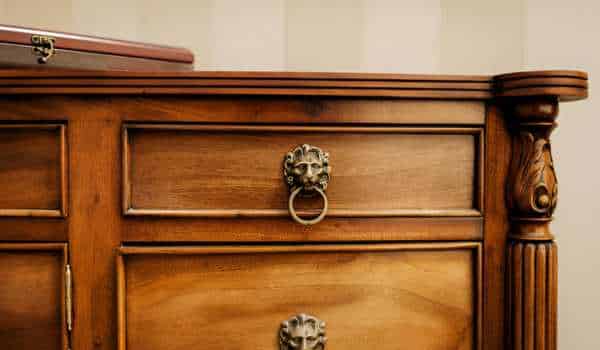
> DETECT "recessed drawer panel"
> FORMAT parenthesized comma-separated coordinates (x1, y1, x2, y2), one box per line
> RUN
(117, 243, 481, 350)
(0, 243, 69, 350)
(0, 124, 67, 217)
(123, 124, 482, 218)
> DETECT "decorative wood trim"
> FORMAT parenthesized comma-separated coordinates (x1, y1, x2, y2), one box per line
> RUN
(0, 123, 68, 218)
(0, 70, 587, 102)
(123, 208, 483, 218)
(116, 252, 126, 350)
(121, 124, 484, 218)
(116, 242, 482, 350)
(505, 98, 558, 241)
(59, 124, 68, 217)
(0, 243, 69, 350)
(503, 97, 565, 350)
(507, 241, 557, 350)
(494, 70, 588, 102)
(0, 242, 68, 251)
(0, 70, 492, 99)
(119, 241, 480, 255)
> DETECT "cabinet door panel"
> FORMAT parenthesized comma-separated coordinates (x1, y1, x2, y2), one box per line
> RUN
(0, 244, 68, 350)
(0, 124, 67, 217)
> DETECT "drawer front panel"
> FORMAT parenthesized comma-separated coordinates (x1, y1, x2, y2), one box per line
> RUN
(0, 124, 67, 217)
(123, 124, 482, 218)
(0, 244, 68, 350)
(118, 243, 481, 350)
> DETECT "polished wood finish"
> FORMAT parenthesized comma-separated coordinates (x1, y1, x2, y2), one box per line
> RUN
(507, 242, 557, 350)
(504, 98, 562, 350)
(123, 124, 482, 218)
(0, 24, 193, 71)
(123, 217, 483, 242)
(482, 103, 511, 350)
(0, 95, 486, 125)
(118, 243, 481, 350)
(0, 69, 587, 350)
(0, 69, 492, 98)
(0, 243, 68, 350)
(494, 70, 588, 101)
(0, 124, 67, 217)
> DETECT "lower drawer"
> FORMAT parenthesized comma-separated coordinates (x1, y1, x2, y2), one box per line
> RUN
(117, 243, 481, 350)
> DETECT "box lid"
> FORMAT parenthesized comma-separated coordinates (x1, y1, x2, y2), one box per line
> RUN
(0, 24, 194, 71)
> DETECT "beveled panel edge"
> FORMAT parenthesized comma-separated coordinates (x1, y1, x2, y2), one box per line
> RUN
(118, 241, 481, 254)
(0, 242, 68, 251)
(0, 242, 69, 350)
(123, 208, 483, 218)
(0, 123, 68, 218)
(121, 124, 484, 219)
(116, 242, 482, 350)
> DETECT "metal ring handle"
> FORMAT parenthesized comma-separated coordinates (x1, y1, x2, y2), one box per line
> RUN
(288, 187, 328, 226)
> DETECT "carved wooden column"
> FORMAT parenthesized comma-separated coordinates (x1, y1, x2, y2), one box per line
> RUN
(495, 71, 588, 350)
(505, 97, 559, 350)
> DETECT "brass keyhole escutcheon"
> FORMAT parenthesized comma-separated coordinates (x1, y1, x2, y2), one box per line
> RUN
(283, 144, 330, 225)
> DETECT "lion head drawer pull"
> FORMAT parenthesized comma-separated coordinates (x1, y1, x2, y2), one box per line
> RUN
(284, 144, 331, 225)
(279, 313, 327, 350)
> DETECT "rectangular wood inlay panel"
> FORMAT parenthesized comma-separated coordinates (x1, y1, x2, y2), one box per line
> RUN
(123, 125, 482, 218)
(0, 124, 67, 217)
(0, 243, 68, 350)
(117, 243, 481, 350)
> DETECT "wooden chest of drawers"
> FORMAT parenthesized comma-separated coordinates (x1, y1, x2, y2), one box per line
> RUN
(0, 69, 588, 350)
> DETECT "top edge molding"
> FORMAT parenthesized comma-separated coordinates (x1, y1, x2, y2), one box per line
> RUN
(0, 69, 588, 101)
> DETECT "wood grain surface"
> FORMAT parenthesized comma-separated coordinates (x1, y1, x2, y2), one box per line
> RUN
(0, 124, 66, 217)
(124, 125, 482, 218)
(118, 243, 481, 350)
(0, 69, 587, 102)
(0, 68, 587, 350)
(482, 103, 511, 350)
(0, 243, 68, 350)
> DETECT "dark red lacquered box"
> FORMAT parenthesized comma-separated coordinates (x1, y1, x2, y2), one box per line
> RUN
(0, 24, 194, 71)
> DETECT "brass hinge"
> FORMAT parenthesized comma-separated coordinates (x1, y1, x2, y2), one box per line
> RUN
(65, 264, 73, 332)
(31, 34, 56, 64)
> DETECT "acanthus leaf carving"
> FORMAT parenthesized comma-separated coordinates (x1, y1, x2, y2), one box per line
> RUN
(508, 131, 558, 219)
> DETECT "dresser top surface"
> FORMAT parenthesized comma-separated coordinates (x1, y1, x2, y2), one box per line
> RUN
(0, 68, 588, 101)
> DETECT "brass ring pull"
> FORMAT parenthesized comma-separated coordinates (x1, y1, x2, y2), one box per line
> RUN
(288, 186, 329, 226)
(283, 144, 331, 226)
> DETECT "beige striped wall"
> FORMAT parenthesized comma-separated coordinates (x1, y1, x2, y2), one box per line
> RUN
(0, 0, 523, 73)
(0, 1, 598, 348)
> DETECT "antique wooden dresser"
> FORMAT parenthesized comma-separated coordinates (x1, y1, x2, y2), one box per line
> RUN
(0, 69, 588, 350)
